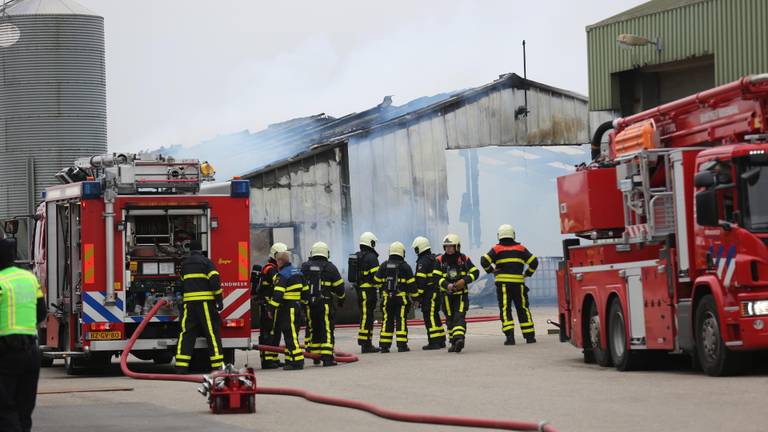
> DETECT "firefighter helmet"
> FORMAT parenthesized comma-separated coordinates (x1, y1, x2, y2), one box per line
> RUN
(389, 241, 406, 258)
(497, 224, 516, 240)
(270, 242, 288, 259)
(310, 241, 330, 259)
(442, 234, 461, 251)
(411, 236, 431, 255)
(359, 232, 378, 248)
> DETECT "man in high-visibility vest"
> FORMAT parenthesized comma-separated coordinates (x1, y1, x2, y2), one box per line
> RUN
(175, 239, 224, 373)
(0, 238, 46, 432)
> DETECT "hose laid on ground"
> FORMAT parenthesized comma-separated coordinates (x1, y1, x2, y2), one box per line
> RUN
(121, 300, 558, 432)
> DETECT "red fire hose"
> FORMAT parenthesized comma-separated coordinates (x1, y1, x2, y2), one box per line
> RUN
(121, 300, 559, 432)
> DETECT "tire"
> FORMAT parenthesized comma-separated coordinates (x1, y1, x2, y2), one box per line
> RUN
(213, 396, 225, 414)
(247, 394, 256, 413)
(64, 356, 84, 375)
(608, 299, 643, 371)
(695, 295, 741, 376)
(40, 355, 54, 368)
(585, 301, 612, 367)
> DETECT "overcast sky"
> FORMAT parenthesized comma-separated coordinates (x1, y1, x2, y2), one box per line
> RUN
(77, 0, 645, 153)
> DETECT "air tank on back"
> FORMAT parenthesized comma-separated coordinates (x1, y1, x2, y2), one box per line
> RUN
(0, 0, 107, 222)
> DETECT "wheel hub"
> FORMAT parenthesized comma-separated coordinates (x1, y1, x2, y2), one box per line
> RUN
(589, 315, 600, 348)
(701, 312, 720, 360)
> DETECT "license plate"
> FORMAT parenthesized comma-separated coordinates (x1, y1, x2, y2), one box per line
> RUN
(87, 331, 122, 340)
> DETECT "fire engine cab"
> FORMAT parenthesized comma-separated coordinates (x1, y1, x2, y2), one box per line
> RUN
(556, 75, 768, 376)
(33, 153, 251, 374)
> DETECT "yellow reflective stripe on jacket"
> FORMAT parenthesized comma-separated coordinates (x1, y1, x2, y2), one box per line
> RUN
(467, 267, 478, 281)
(183, 291, 215, 301)
(525, 255, 537, 265)
(213, 289, 223, 295)
(496, 258, 526, 265)
(182, 273, 209, 280)
(207, 270, 220, 278)
(495, 274, 525, 282)
(482, 254, 493, 264)
(332, 279, 344, 287)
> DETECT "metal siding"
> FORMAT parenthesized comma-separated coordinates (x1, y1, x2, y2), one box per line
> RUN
(0, 13, 107, 219)
(588, 0, 768, 110)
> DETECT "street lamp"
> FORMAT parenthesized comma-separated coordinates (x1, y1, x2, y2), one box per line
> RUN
(617, 33, 662, 52)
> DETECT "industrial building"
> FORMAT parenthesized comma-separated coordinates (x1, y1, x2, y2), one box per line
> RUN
(587, 0, 768, 115)
(0, 0, 107, 253)
(165, 74, 608, 304)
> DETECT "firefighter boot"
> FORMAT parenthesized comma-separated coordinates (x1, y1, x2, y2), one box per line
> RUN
(361, 343, 381, 354)
(447, 342, 456, 353)
(422, 342, 441, 350)
(322, 355, 338, 367)
(525, 334, 537, 344)
(454, 338, 465, 353)
(261, 361, 280, 370)
(504, 334, 516, 346)
(397, 344, 410, 353)
(284, 361, 304, 371)
(380, 346, 390, 353)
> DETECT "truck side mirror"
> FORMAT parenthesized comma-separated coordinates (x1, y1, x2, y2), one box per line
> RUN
(2, 220, 19, 236)
(694, 171, 716, 188)
(695, 189, 719, 227)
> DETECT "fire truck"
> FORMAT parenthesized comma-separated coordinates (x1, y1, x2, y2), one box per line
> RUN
(556, 75, 768, 376)
(31, 153, 252, 374)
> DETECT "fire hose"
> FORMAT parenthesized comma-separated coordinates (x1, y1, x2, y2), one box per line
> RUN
(121, 299, 560, 432)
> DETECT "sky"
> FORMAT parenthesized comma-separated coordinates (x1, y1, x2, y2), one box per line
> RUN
(76, 0, 647, 153)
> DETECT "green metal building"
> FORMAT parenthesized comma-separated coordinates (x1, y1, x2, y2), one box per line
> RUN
(587, 0, 768, 114)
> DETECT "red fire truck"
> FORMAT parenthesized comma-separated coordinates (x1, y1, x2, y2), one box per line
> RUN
(32, 153, 251, 374)
(556, 75, 768, 376)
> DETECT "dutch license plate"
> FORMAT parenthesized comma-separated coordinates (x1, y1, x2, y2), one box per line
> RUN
(88, 331, 122, 340)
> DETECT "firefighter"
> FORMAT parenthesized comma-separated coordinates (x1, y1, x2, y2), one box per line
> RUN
(374, 242, 417, 353)
(437, 234, 479, 353)
(481, 224, 539, 345)
(266, 250, 308, 370)
(354, 232, 381, 353)
(175, 240, 224, 373)
(411, 236, 446, 350)
(253, 242, 287, 369)
(302, 241, 346, 367)
(0, 239, 45, 432)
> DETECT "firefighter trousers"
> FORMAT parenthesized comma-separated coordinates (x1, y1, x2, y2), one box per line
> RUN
(0, 338, 39, 432)
(380, 293, 409, 348)
(271, 301, 304, 364)
(258, 302, 279, 365)
(176, 300, 224, 370)
(309, 300, 336, 357)
(357, 287, 378, 346)
(303, 303, 312, 349)
(444, 292, 468, 343)
(496, 282, 535, 338)
(420, 289, 446, 345)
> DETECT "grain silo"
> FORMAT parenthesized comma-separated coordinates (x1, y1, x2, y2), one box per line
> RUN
(0, 0, 107, 227)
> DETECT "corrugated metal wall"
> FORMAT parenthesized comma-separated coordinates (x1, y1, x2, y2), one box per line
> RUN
(587, 0, 768, 111)
(248, 147, 347, 264)
(347, 116, 450, 249)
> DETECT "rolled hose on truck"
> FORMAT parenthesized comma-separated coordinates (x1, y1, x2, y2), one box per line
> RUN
(121, 300, 559, 432)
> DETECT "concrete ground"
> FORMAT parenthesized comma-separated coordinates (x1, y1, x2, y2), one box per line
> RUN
(34, 306, 768, 432)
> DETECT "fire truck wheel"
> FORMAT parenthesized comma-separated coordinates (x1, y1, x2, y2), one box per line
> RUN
(695, 295, 741, 377)
(247, 395, 255, 413)
(40, 356, 54, 368)
(586, 301, 612, 367)
(608, 299, 643, 371)
(64, 356, 84, 376)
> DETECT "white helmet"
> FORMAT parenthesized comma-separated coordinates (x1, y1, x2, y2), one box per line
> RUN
(442, 233, 461, 251)
(359, 232, 378, 248)
(411, 236, 431, 255)
(389, 241, 406, 258)
(310, 241, 330, 259)
(269, 242, 288, 259)
(497, 224, 516, 240)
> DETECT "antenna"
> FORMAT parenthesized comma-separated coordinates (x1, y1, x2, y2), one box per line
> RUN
(515, 40, 530, 119)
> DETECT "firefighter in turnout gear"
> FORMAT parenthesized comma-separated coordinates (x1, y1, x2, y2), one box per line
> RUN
(175, 240, 224, 373)
(374, 242, 417, 353)
(0, 239, 45, 432)
(412, 236, 446, 350)
(267, 250, 308, 370)
(437, 234, 479, 353)
(302, 242, 346, 367)
(353, 232, 381, 353)
(253, 242, 287, 369)
(481, 224, 539, 345)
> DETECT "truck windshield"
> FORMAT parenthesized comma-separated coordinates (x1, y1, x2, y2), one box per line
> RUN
(740, 163, 768, 232)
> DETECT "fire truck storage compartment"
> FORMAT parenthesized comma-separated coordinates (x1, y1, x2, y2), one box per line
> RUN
(124, 208, 209, 317)
(557, 167, 625, 235)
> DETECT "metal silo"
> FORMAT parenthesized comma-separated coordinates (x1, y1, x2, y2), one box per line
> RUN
(0, 0, 107, 222)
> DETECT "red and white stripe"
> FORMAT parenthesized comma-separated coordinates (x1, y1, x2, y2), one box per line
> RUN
(626, 224, 650, 239)
(221, 288, 250, 320)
